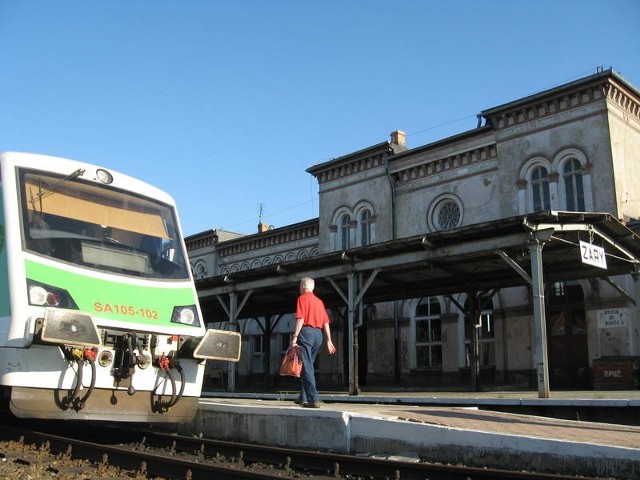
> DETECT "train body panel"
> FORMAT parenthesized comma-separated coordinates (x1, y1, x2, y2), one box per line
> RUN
(9, 386, 200, 422)
(0, 152, 240, 422)
(0, 182, 9, 320)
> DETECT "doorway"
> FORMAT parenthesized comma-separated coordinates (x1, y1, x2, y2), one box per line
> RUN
(546, 282, 589, 388)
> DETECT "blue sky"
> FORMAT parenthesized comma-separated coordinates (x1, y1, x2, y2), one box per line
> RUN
(1, 1, 638, 236)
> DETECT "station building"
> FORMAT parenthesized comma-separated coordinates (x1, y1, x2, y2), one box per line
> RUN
(186, 68, 640, 393)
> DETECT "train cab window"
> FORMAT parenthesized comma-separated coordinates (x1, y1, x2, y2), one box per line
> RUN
(19, 169, 189, 280)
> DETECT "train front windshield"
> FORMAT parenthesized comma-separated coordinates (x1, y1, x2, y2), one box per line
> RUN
(19, 168, 189, 280)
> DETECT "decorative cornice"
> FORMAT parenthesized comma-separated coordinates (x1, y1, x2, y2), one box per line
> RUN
(217, 221, 319, 258)
(395, 144, 497, 183)
(485, 83, 605, 130)
(313, 151, 388, 184)
(186, 234, 218, 251)
(306, 140, 398, 185)
(604, 79, 640, 119)
(481, 72, 640, 132)
(219, 247, 320, 275)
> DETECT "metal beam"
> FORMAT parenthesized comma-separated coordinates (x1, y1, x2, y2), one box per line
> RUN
(236, 290, 254, 318)
(355, 269, 381, 306)
(529, 222, 639, 262)
(592, 225, 639, 262)
(216, 294, 230, 318)
(327, 276, 347, 304)
(600, 276, 636, 305)
(497, 249, 532, 285)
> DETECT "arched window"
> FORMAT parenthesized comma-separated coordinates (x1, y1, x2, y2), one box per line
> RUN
(414, 297, 442, 368)
(563, 158, 585, 211)
(353, 202, 375, 246)
(331, 207, 355, 251)
(340, 213, 351, 250)
(518, 156, 554, 214)
(359, 209, 372, 246)
(531, 166, 550, 211)
(193, 261, 207, 280)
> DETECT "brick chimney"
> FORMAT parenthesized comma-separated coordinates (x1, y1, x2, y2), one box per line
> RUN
(390, 130, 406, 146)
(258, 222, 271, 233)
(390, 130, 407, 153)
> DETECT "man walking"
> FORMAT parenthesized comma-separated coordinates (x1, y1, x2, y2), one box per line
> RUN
(291, 277, 336, 407)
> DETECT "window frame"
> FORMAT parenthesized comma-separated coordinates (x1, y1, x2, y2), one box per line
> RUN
(427, 195, 463, 232)
(552, 148, 589, 212)
(562, 157, 585, 211)
(250, 334, 265, 373)
(413, 297, 443, 369)
(531, 165, 551, 212)
(463, 297, 496, 368)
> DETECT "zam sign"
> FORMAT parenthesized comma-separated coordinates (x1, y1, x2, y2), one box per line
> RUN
(579, 240, 607, 269)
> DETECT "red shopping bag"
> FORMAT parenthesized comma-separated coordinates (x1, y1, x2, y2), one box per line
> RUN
(279, 345, 303, 377)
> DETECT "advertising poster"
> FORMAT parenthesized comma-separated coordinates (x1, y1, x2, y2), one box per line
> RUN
(597, 308, 630, 356)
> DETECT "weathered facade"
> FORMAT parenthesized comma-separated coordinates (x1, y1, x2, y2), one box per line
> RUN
(187, 68, 640, 391)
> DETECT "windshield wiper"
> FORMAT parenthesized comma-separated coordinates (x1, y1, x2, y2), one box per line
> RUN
(29, 169, 86, 211)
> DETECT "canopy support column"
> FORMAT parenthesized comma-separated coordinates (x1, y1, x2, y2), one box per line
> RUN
(347, 273, 357, 395)
(216, 290, 253, 392)
(328, 269, 380, 395)
(529, 240, 550, 398)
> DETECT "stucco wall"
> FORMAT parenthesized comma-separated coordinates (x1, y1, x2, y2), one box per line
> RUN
(608, 99, 640, 221)
(317, 167, 392, 251)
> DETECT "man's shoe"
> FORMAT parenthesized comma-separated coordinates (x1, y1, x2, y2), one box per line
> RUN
(303, 401, 321, 408)
(294, 398, 304, 405)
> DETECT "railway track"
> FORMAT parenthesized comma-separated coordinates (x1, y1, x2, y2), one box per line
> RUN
(0, 420, 606, 480)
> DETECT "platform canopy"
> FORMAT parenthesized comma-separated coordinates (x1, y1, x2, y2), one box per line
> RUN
(196, 211, 640, 319)
(195, 211, 640, 397)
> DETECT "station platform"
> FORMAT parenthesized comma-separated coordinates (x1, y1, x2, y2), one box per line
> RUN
(190, 389, 640, 479)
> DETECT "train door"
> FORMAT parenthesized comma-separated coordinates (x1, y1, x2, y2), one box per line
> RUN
(546, 281, 589, 388)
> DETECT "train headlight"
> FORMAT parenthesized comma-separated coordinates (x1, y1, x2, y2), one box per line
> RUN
(171, 305, 200, 327)
(27, 281, 75, 308)
(29, 286, 48, 305)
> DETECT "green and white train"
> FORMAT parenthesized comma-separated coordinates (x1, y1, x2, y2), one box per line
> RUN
(0, 152, 239, 422)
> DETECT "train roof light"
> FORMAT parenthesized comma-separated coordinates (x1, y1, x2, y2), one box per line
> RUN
(95, 168, 113, 184)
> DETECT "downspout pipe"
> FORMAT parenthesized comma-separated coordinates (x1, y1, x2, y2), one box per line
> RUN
(384, 155, 396, 241)
(385, 150, 399, 383)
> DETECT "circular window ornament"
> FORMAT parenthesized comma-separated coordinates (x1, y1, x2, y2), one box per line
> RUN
(428, 196, 463, 231)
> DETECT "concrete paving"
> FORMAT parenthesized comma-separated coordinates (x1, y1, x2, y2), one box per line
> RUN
(191, 390, 640, 479)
